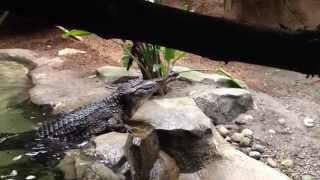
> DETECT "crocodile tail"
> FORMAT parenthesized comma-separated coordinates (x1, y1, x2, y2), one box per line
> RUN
(0, 131, 37, 151)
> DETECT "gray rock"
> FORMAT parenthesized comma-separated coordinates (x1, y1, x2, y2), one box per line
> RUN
(131, 97, 215, 172)
(301, 175, 316, 180)
(191, 88, 253, 124)
(281, 159, 294, 168)
(252, 144, 265, 153)
(92, 132, 128, 169)
(241, 129, 254, 138)
(304, 117, 314, 128)
(125, 125, 160, 180)
(217, 126, 231, 137)
(231, 133, 243, 143)
(58, 150, 123, 180)
(249, 151, 261, 160)
(278, 118, 286, 125)
(240, 147, 252, 155)
(266, 158, 278, 168)
(96, 66, 139, 82)
(173, 66, 231, 86)
(239, 137, 252, 147)
(149, 151, 180, 180)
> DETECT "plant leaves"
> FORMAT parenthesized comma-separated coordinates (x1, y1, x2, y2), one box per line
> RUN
(153, 64, 161, 72)
(164, 47, 175, 62)
(67, 29, 92, 37)
(217, 68, 248, 89)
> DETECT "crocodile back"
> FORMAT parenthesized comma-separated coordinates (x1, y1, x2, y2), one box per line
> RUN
(37, 94, 122, 142)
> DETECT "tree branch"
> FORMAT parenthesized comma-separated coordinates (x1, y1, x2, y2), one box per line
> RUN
(2, 0, 320, 75)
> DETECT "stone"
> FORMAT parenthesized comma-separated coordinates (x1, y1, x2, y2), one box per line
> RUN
(25, 175, 36, 180)
(240, 147, 252, 155)
(173, 66, 231, 86)
(301, 175, 316, 180)
(225, 136, 232, 142)
(304, 117, 314, 128)
(217, 126, 230, 137)
(241, 129, 254, 138)
(249, 151, 261, 160)
(131, 97, 215, 172)
(239, 137, 252, 147)
(231, 133, 243, 143)
(91, 132, 129, 169)
(281, 159, 294, 168)
(57, 150, 124, 180)
(266, 158, 278, 168)
(149, 151, 180, 180)
(191, 88, 253, 124)
(96, 65, 139, 82)
(252, 144, 265, 153)
(58, 48, 86, 56)
(125, 125, 160, 180)
(278, 118, 286, 125)
(269, 129, 276, 134)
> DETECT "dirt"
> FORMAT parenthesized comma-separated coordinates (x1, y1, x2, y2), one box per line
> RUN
(1, 24, 319, 180)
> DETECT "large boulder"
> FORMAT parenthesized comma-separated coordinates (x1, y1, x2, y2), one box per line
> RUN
(191, 87, 253, 124)
(131, 97, 218, 172)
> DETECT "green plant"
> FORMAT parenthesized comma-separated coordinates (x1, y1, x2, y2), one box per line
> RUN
(217, 68, 248, 89)
(122, 41, 186, 80)
(56, 26, 91, 41)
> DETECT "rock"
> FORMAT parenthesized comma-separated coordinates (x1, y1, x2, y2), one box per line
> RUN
(304, 117, 314, 128)
(268, 129, 276, 134)
(173, 66, 231, 86)
(131, 97, 215, 172)
(191, 88, 253, 124)
(281, 159, 294, 168)
(249, 151, 261, 160)
(225, 136, 232, 142)
(266, 158, 278, 168)
(217, 126, 231, 137)
(252, 144, 265, 153)
(125, 124, 160, 180)
(25, 175, 36, 180)
(231, 133, 243, 142)
(240, 147, 252, 155)
(239, 137, 252, 147)
(149, 151, 180, 180)
(241, 129, 254, 138)
(58, 48, 86, 56)
(58, 150, 123, 180)
(278, 118, 286, 125)
(96, 66, 139, 82)
(301, 175, 316, 180)
(91, 132, 129, 170)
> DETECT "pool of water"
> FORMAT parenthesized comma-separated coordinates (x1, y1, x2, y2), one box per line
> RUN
(0, 60, 62, 180)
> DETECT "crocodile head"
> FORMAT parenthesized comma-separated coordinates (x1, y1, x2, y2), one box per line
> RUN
(118, 79, 161, 116)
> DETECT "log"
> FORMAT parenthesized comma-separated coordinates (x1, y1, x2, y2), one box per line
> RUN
(2, 0, 320, 75)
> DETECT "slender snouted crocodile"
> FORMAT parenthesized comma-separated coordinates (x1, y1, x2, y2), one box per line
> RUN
(36, 74, 177, 143)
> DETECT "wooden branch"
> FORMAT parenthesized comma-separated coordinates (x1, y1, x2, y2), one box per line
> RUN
(2, 0, 320, 76)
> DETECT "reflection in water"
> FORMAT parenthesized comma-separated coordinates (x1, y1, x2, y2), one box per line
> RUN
(0, 60, 61, 180)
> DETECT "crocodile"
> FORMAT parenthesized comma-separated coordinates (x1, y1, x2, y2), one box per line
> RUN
(0, 75, 177, 150)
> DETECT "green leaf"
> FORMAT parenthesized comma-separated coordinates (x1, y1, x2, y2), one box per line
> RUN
(121, 45, 134, 70)
(67, 30, 92, 37)
(153, 64, 161, 72)
(217, 68, 248, 89)
(164, 47, 175, 62)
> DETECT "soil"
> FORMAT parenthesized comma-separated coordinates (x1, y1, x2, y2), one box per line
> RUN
(1, 24, 319, 180)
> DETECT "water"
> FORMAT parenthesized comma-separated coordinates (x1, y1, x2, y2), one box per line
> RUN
(0, 60, 62, 180)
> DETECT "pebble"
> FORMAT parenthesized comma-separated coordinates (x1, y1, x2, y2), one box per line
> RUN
(249, 151, 261, 159)
(278, 118, 286, 125)
(217, 126, 230, 137)
(225, 136, 232, 142)
(241, 129, 254, 138)
(268, 129, 276, 134)
(25, 175, 36, 180)
(241, 147, 252, 155)
(304, 117, 314, 128)
(301, 175, 316, 180)
(281, 159, 294, 168)
(240, 137, 252, 147)
(252, 144, 265, 153)
(266, 158, 278, 168)
(231, 133, 243, 142)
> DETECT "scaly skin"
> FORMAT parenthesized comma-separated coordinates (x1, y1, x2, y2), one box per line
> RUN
(37, 78, 163, 142)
